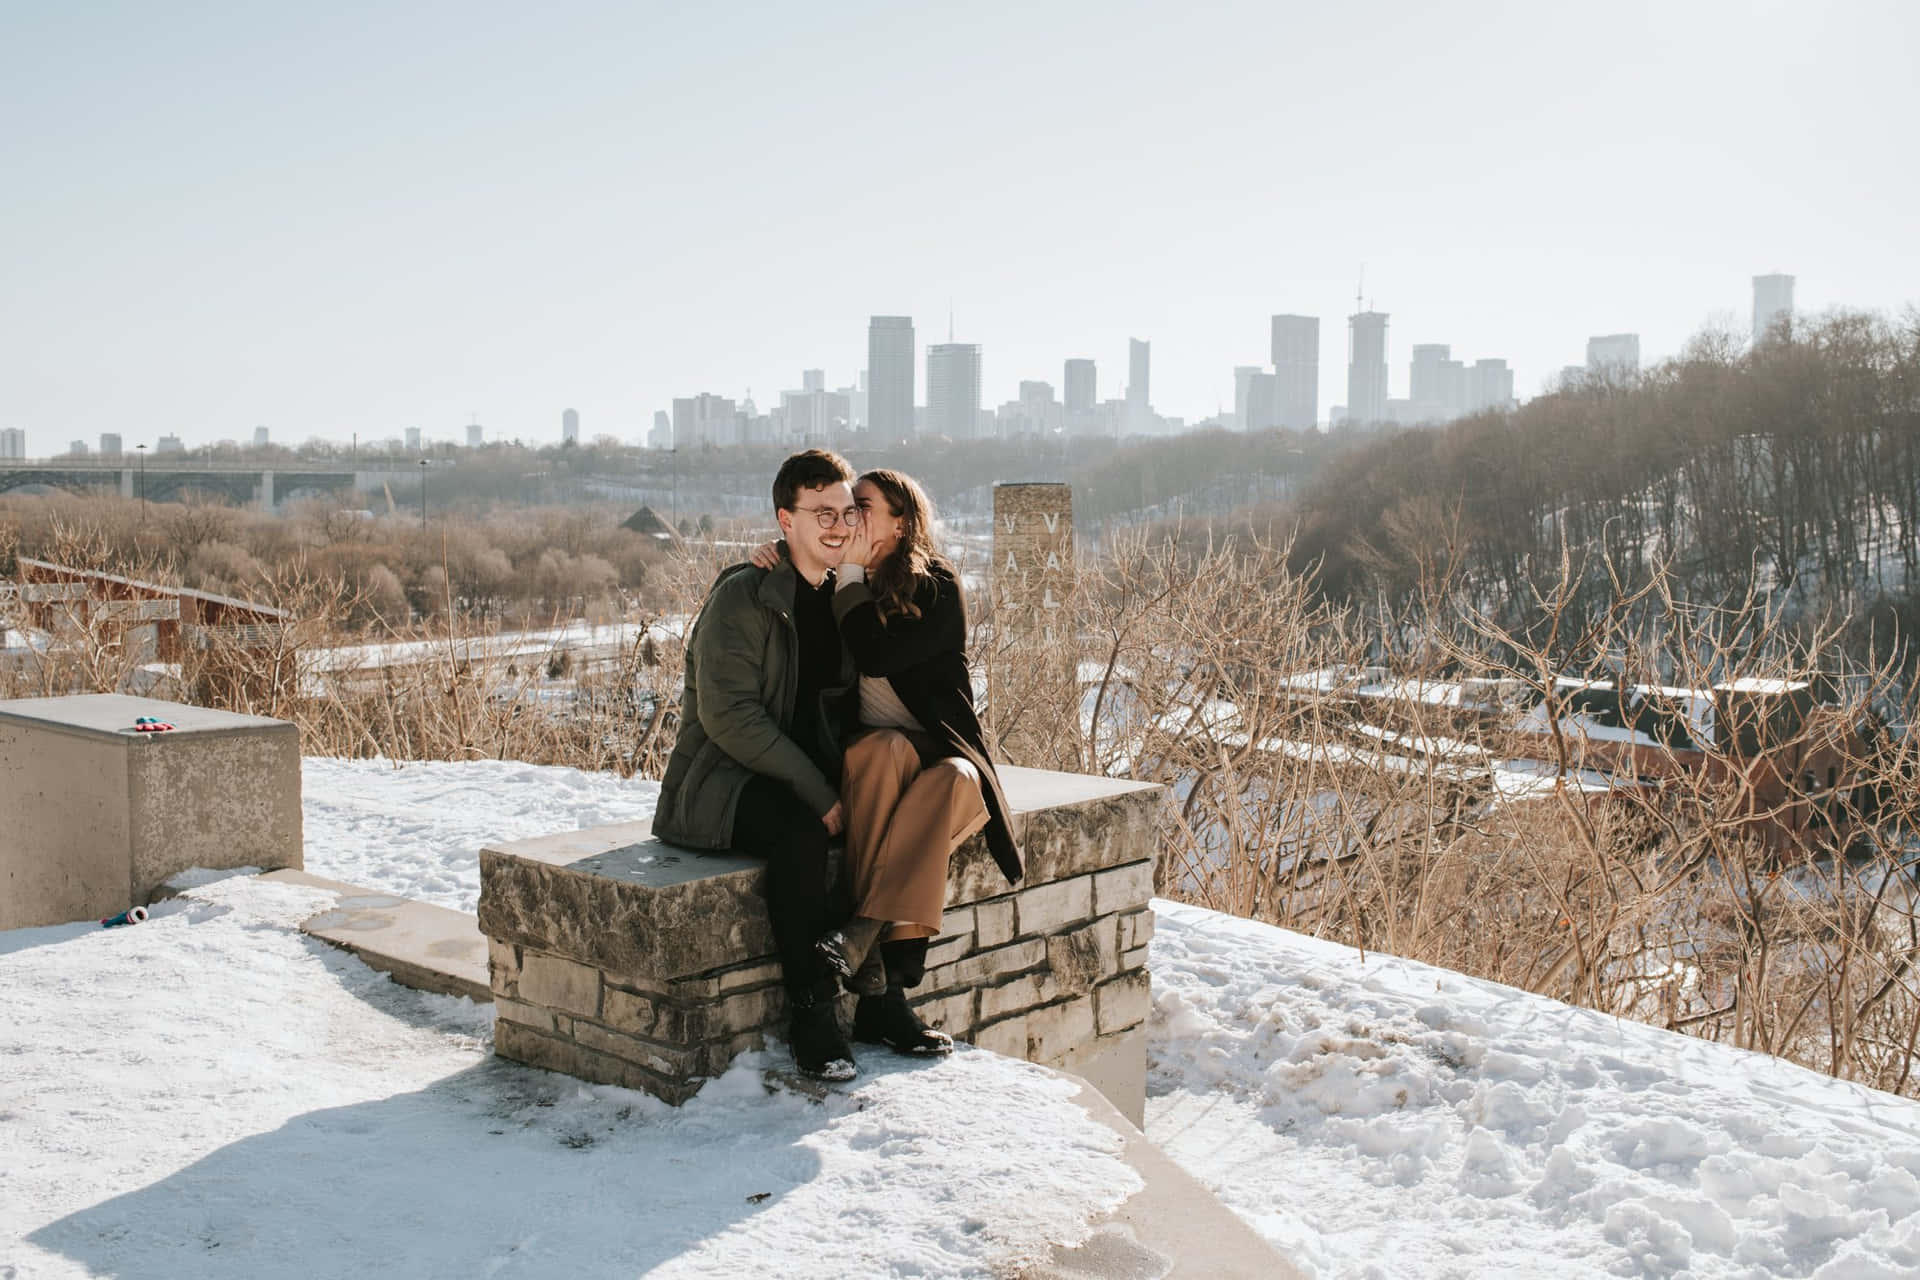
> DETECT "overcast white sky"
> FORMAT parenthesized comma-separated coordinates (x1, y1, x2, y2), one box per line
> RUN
(3, 1, 1915, 450)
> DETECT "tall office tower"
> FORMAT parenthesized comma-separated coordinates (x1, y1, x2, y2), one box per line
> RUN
(69, 440, 89, 456)
(466, 423, 484, 447)
(1346, 310, 1389, 426)
(1270, 315, 1319, 429)
(100, 432, 123, 456)
(1235, 367, 1279, 431)
(405, 426, 423, 451)
(674, 393, 738, 448)
(1233, 366, 1261, 430)
(926, 343, 982, 440)
(0, 428, 24, 459)
(1064, 359, 1096, 413)
(868, 316, 916, 439)
(562, 408, 580, 445)
(1408, 344, 1456, 421)
(802, 369, 825, 393)
(1468, 359, 1515, 413)
(1586, 333, 1640, 376)
(253, 426, 270, 448)
(1753, 274, 1795, 345)
(1125, 338, 1152, 431)
(156, 433, 185, 454)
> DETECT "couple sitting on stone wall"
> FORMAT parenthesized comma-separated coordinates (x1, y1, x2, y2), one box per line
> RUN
(652, 449, 1022, 1080)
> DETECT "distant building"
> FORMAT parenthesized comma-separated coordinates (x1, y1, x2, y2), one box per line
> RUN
(802, 369, 824, 393)
(1126, 339, 1152, 433)
(1346, 311, 1389, 426)
(671, 393, 738, 449)
(1063, 359, 1096, 414)
(465, 423, 483, 448)
(779, 377, 850, 443)
(997, 382, 1060, 438)
(1234, 365, 1279, 431)
(926, 343, 982, 440)
(1753, 274, 1794, 345)
(842, 371, 868, 432)
(1468, 359, 1515, 413)
(650, 410, 671, 449)
(253, 426, 270, 448)
(155, 434, 185, 454)
(69, 440, 89, 456)
(1270, 315, 1319, 429)
(100, 433, 123, 457)
(1329, 405, 1346, 428)
(562, 408, 580, 445)
(1586, 333, 1640, 376)
(0, 428, 24, 460)
(404, 427, 422, 452)
(868, 316, 916, 439)
(1408, 343, 1461, 421)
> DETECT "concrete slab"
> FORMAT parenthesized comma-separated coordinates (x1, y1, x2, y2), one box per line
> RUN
(264, 869, 490, 1003)
(1030, 1075, 1304, 1280)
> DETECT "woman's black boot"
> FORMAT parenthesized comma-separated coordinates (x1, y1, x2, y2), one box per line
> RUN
(852, 984, 954, 1056)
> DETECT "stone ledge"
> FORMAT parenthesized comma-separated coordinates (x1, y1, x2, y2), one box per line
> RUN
(266, 869, 487, 1002)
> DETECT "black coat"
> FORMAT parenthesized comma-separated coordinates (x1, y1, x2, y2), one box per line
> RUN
(830, 562, 1022, 886)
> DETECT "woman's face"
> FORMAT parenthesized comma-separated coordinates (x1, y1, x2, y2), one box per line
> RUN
(855, 478, 904, 559)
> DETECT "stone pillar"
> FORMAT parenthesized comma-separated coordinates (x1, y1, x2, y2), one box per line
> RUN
(993, 482, 1075, 644)
(991, 482, 1076, 767)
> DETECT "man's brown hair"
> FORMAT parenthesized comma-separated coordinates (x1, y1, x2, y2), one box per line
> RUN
(772, 448, 856, 511)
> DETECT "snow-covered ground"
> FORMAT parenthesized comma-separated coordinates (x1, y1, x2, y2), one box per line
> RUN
(10, 757, 1920, 1278)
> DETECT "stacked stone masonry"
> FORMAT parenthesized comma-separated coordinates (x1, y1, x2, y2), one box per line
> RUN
(479, 766, 1163, 1111)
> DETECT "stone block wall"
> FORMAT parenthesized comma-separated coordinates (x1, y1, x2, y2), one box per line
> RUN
(480, 766, 1163, 1117)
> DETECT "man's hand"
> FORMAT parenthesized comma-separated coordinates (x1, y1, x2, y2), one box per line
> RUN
(820, 801, 845, 837)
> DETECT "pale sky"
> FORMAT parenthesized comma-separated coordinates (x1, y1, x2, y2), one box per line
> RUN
(3, 1, 1915, 450)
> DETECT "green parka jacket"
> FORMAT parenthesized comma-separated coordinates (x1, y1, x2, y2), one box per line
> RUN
(651, 558, 856, 849)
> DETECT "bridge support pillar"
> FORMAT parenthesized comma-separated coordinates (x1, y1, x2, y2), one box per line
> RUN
(120, 469, 134, 499)
(256, 469, 275, 511)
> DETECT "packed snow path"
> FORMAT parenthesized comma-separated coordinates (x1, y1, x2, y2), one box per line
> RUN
(1147, 900, 1920, 1278)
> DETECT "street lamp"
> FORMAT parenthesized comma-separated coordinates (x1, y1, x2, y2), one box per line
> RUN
(136, 443, 147, 522)
(418, 457, 428, 529)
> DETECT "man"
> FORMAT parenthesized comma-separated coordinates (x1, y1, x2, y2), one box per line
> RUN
(652, 449, 863, 1080)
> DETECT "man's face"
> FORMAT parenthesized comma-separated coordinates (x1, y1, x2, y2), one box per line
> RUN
(778, 480, 857, 575)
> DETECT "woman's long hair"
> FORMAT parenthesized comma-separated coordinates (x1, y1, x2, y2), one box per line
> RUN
(861, 468, 954, 622)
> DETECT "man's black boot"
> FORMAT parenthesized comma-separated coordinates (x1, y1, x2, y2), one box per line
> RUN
(852, 984, 954, 1056)
(787, 987, 857, 1082)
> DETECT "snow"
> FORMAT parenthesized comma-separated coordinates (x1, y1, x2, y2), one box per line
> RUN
(299, 757, 661, 913)
(2, 872, 1142, 1278)
(1146, 899, 1920, 1278)
(10, 758, 1920, 1277)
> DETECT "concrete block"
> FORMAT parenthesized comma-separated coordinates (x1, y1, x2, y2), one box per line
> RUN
(921, 938, 1047, 993)
(1016, 875, 1093, 936)
(1047, 918, 1118, 994)
(0, 693, 301, 930)
(1027, 996, 1097, 1067)
(517, 951, 602, 1019)
(1123, 907, 1156, 951)
(971, 1012, 1029, 1057)
(493, 996, 558, 1034)
(488, 938, 521, 996)
(1097, 971, 1153, 1036)
(978, 970, 1060, 1022)
(974, 898, 1015, 947)
(1094, 860, 1155, 916)
(271, 869, 490, 1002)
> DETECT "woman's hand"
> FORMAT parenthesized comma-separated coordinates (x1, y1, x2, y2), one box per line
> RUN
(747, 539, 783, 570)
(844, 518, 878, 570)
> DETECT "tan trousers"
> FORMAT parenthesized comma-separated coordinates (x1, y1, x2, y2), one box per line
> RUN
(841, 729, 991, 941)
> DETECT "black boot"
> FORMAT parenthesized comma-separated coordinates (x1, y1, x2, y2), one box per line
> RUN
(787, 988, 858, 1081)
(815, 917, 886, 993)
(852, 985, 954, 1056)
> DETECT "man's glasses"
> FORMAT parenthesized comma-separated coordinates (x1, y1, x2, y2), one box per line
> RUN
(792, 505, 863, 529)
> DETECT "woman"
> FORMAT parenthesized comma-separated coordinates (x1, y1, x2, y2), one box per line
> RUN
(753, 469, 1022, 1056)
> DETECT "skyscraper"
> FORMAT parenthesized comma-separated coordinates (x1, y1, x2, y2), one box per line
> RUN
(868, 317, 915, 440)
(466, 423, 484, 447)
(1467, 359, 1514, 413)
(1126, 339, 1151, 432)
(802, 369, 824, 393)
(99, 432, 123, 456)
(405, 426, 422, 451)
(1270, 315, 1319, 429)
(0, 428, 24, 460)
(1753, 274, 1794, 345)
(926, 343, 982, 440)
(1409, 344, 1460, 420)
(253, 426, 270, 448)
(1064, 359, 1096, 414)
(1586, 334, 1640, 376)
(562, 408, 580, 445)
(1346, 310, 1389, 426)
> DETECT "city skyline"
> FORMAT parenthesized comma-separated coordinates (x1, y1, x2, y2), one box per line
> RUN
(2, 3, 1915, 448)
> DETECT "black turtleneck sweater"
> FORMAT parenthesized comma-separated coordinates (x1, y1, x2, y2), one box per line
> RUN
(787, 570, 840, 771)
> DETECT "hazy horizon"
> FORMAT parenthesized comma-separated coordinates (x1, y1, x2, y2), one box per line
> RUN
(3, 1, 1915, 449)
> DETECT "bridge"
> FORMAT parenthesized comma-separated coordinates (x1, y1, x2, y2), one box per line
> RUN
(0, 459, 427, 510)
